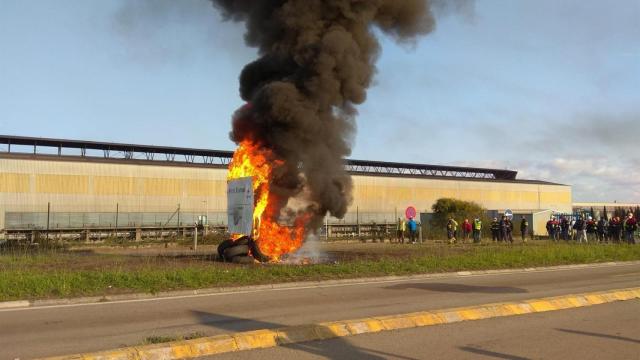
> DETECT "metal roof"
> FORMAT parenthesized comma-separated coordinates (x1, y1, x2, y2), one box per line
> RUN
(0, 134, 524, 181)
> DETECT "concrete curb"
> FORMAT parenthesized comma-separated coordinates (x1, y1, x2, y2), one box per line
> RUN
(3, 260, 640, 310)
(39, 286, 640, 360)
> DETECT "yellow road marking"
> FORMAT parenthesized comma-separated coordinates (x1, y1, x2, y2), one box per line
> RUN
(39, 287, 640, 360)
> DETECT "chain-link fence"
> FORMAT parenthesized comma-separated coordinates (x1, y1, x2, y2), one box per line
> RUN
(3, 208, 424, 241)
(5, 211, 228, 230)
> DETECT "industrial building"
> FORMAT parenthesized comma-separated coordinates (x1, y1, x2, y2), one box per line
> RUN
(0, 135, 572, 239)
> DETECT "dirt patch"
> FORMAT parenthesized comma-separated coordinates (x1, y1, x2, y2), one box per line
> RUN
(2, 242, 544, 272)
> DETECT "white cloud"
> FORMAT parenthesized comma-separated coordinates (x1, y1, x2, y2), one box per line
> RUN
(455, 155, 640, 203)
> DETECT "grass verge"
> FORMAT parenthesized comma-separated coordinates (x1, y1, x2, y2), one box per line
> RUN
(1, 243, 639, 301)
(142, 332, 207, 345)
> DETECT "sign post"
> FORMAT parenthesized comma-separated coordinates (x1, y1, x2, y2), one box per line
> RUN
(227, 177, 254, 236)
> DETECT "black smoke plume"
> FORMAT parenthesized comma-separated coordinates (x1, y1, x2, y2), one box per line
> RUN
(212, 0, 436, 228)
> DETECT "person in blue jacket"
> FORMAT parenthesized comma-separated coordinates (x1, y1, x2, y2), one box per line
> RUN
(407, 217, 418, 244)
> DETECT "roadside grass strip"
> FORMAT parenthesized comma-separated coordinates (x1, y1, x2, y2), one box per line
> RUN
(40, 287, 640, 360)
(4, 244, 640, 302)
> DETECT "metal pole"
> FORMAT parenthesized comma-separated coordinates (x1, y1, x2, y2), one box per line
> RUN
(46, 202, 50, 242)
(357, 206, 360, 237)
(115, 203, 119, 238)
(325, 216, 329, 240)
(203, 200, 209, 236)
(177, 204, 181, 237)
(194, 225, 198, 252)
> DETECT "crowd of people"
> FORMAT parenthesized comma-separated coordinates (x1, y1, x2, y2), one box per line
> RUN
(393, 212, 638, 245)
(396, 217, 419, 244)
(444, 215, 529, 244)
(546, 213, 638, 244)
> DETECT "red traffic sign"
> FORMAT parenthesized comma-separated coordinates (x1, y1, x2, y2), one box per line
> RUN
(405, 206, 417, 220)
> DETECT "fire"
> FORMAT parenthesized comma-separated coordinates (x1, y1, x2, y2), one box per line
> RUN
(228, 139, 309, 260)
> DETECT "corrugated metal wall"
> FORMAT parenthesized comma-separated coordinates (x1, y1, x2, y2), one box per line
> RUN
(0, 157, 572, 232)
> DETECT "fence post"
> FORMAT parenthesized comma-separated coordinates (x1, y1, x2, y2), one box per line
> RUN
(194, 224, 198, 252)
(46, 202, 50, 242)
(325, 216, 329, 241)
(115, 203, 119, 239)
(356, 206, 361, 238)
(177, 204, 181, 238)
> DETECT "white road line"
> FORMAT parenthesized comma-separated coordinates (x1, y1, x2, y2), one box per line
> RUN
(0, 262, 638, 313)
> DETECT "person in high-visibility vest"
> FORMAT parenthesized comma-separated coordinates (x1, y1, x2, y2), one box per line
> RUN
(472, 218, 482, 243)
(447, 217, 458, 244)
(396, 217, 406, 243)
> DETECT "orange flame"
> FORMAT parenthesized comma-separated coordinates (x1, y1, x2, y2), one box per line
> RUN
(228, 140, 309, 260)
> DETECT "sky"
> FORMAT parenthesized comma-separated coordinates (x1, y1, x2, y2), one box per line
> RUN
(0, 0, 639, 202)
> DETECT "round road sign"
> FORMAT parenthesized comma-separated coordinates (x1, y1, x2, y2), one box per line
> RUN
(405, 206, 417, 220)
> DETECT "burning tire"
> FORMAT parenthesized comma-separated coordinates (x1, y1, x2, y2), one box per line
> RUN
(249, 239, 272, 263)
(233, 236, 250, 246)
(223, 244, 250, 259)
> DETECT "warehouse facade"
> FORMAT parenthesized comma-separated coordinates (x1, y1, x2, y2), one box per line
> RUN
(0, 136, 572, 238)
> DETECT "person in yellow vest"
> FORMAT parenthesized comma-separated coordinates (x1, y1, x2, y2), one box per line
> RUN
(473, 217, 482, 243)
(447, 217, 458, 244)
(396, 217, 406, 243)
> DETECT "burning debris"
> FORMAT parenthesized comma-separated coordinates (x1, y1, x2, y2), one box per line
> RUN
(213, 0, 436, 261)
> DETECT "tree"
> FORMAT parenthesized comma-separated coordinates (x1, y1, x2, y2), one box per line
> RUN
(590, 207, 595, 219)
(603, 206, 608, 220)
(635, 206, 640, 220)
(431, 198, 488, 233)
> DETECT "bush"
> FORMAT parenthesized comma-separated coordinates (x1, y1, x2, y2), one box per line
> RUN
(430, 198, 490, 238)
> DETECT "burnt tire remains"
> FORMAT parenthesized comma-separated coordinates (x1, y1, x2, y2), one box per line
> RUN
(217, 240, 234, 261)
(223, 244, 249, 259)
(217, 237, 272, 263)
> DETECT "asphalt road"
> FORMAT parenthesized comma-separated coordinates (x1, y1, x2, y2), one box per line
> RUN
(2, 262, 639, 359)
(209, 298, 640, 360)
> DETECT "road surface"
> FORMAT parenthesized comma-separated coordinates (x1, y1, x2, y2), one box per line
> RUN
(208, 298, 640, 359)
(1, 262, 639, 359)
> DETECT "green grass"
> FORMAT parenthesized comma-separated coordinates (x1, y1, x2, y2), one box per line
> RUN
(142, 332, 207, 345)
(1, 244, 639, 301)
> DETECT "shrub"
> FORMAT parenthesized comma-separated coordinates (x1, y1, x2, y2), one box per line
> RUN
(430, 198, 490, 237)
